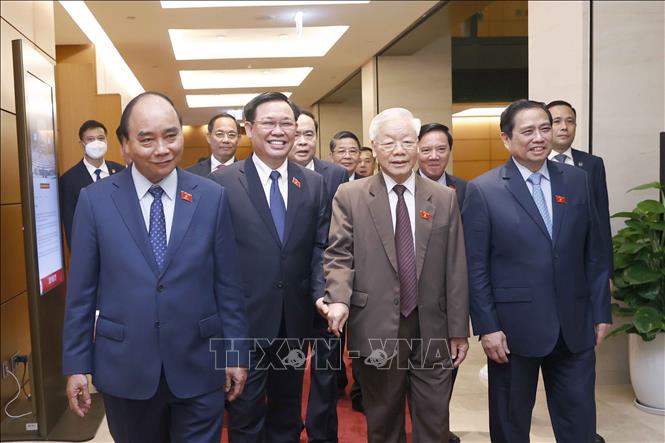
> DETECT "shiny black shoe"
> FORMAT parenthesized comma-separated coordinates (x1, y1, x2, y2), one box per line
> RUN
(448, 431, 461, 443)
(594, 433, 605, 443)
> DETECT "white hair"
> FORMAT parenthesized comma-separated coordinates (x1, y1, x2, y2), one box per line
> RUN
(368, 108, 421, 142)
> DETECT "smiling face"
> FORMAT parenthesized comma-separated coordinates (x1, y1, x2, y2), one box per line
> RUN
(207, 116, 239, 163)
(245, 100, 296, 169)
(501, 107, 553, 172)
(417, 130, 450, 181)
(373, 117, 418, 184)
(289, 113, 317, 166)
(122, 95, 183, 183)
(331, 138, 360, 174)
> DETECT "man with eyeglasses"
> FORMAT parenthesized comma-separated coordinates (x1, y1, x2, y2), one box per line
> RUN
(330, 130, 365, 181)
(210, 92, 330, 442)
(324, 107, 470, 442)
(187, 113, 240, 177)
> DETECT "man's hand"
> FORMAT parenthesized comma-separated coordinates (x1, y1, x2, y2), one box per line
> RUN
(315, 297, 329, 319)
(66, 374, 91, 417)
(225, 367, 248, 402)
(326, 303, 349, 337)
(595, 323, 612, 346)
(449, 337, 469, 368)
(481, 331, 510, 364)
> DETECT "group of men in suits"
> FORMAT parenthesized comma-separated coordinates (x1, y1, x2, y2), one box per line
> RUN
(62, 92, 612, 443)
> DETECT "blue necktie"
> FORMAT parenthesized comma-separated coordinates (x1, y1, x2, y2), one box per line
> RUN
(527, 172, 552, 238)
(554, 153, 567, 164)
(148, 186, 167, 270)
(269, 171, 286, 242)
(94, 169, 102, 181)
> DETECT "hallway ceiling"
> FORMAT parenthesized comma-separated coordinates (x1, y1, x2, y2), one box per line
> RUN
(55, 0, 439, 125)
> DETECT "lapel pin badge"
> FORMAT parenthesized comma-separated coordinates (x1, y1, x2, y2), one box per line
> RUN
(420, 210, 432, 220)
(555, 195, 567, 204)
(292, 177, 301, 188)
(111, 169, 116, 174)
(180, 190, 193, 202)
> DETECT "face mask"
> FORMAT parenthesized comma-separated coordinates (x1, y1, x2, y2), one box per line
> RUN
(85, 140, 107, 160)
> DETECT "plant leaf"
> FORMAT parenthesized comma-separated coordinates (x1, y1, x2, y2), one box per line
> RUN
(633, 306, 663, 334)
(637, 200, 665, 214)
(624, 265, 662, 284)
(605, 323, 635, 338)
(628, 182, 664, 192)
(611, 211, 638, 219)
(618, 242, 647, 254)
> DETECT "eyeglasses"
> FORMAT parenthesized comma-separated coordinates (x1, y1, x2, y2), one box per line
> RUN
(334, 148, 360, 156)
(377, 140, 417, 153)
(213, 131, 238, 140)
(295, 130, 315, 141)
(251, 120, 296, 132)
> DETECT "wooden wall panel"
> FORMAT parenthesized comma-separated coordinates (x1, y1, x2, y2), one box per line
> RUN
(1, 204, 27, 304)
(1, 19, 21, 113)
(95, 94, 124, 166)
(1, 110, 20, 204)
(0, 292, 31, 408)
(455, 160, 491, 180)
(454, 139, 490, 161)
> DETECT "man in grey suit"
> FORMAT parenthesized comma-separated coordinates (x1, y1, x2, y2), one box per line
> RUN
(187, 113, 240, 176)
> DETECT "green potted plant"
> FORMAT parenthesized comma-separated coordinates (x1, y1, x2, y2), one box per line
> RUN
(607, 181, 664, 414)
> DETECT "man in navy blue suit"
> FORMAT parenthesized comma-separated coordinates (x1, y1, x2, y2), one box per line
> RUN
(289, 109, 347, 443)
(210, 92, 330, 442)
(462, 100, 612, 442)
(188, 112, 241, 177)
(63, 92, 249, 443)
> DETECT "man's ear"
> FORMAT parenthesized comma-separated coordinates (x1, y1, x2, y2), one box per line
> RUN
(244, 122, 253, 138)
(500, 132, 511, 151)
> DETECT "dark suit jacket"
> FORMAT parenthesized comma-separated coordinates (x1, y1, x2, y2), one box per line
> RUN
(462, 159, 611, 357)
(62, 167, 248, 400)
(570, 148, 613, 270)
(186, 157, 212, 177)
(313, 158, 348, 205)
(416, 170, 467, 208)
(60, 159, 124, 247)
(209, 155, 330, 341)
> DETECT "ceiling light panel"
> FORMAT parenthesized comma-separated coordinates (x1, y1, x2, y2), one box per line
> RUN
(161, 1, 368, 8)
(169, 27, 349, 60)
(180, 67, 313, 90)
(452, 107, 507, 118)
(186, 92, 292, 108)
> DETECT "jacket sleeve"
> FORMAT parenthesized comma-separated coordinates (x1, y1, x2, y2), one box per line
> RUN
(323, 185, 354, 306)
(445, 192, 470, 338)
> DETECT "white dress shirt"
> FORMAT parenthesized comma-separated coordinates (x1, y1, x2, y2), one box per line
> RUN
(83, 157, 109, 182)
(210, 155, 236, 173)
(305, 159, 315, 171)
(132, 165, 177, 244)
(512, 158, 553, 221)
(383, 172, 416, 249)
(548, 147, 574, 166)
(419, 169, 447, 187)
(252, 154, 289, 210)
(349, 172, 357, 181)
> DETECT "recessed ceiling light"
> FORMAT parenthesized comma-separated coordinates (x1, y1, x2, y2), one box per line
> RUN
(216, 35, 226, 40)
(169, 27, 348, 60)
(180, 67, 313, 89)
(161, 1, 369, 8)
(186, 92, 292, 108)
(452, 107, 507, 117)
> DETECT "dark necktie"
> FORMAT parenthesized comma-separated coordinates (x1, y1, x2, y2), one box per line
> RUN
(554, 153, 567, 164)
(215, 164, 225, 171)
(94, 169, 102, 181)
(393, 184, 417, 317)
(269, 171, 286, 242)
(148, 186, 167, 271)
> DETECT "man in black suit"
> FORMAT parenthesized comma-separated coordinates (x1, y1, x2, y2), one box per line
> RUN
(289, 109, 347, 442)
(330, 130, 365, 181)
(210, 92, 330, 442)
(59, 119, 124, 247)
(187, 112, 240, 176)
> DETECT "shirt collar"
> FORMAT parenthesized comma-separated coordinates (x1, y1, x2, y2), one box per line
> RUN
(512, 157, 550, 183)
(383, 171, 416, 196)
(252, 154, 288, 185)
(418, 169, 447, 187)
(131, 164, 178, 201)
(83, 157, 108, 175)
(305, 159, 315, 171)
(548, 147, 573, 162)
(210, 155, 235, 170)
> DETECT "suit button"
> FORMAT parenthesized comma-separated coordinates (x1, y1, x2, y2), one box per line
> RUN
(157, 285, 164, 292)
(277, 281, 284, 289)
(394, 298, 399, 306)
(154, 321, 160, 328)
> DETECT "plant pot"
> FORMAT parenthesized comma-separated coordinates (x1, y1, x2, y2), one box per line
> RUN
(628, 332, 665, 415)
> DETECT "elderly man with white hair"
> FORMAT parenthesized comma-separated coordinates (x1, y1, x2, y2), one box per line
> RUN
(322, 108, 470, 442)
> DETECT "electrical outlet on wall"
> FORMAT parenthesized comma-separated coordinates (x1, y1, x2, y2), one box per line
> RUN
(1, 360, 10, 378)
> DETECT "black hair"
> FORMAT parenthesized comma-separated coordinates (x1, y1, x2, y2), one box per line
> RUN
(78, 120, 107, 140)
(360, 146, 374, 155)
(418, 123, 453, 150)
(299, 110, 319, 132)
(243, 92, 300, 123)
(500, 99, 552, 138)
(116, 91, 182, 144)
(546, 100, 577, 117)
(207, 113, 241, 134)
(329, 130, 361, 153)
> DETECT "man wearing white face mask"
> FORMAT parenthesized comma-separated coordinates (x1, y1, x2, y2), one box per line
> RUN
(60, 120, 125, 247)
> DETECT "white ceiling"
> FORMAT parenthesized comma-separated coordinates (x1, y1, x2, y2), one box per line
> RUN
(54, 0, 440, 125)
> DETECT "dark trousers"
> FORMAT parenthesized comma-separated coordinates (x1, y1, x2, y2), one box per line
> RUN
(227, 336, 307, 443)
(358, 312, 453, 443)
(102, 369, 225, 443)
(488, 334, 596, 443)
(305, 315, 341, 443)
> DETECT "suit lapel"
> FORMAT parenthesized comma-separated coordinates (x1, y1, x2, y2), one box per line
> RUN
(283, 162, 304, 246)
(239, 156, 282, 246)
(367, 175, 398, 273)
(110, 168, 160, 276)
(502, 160, 551, 242)
(571, 148, 584, 168)
(160, 168, 200, 275)
(76, 160, 94, 186)
(414, 176, 435, 281)
(549, 162, 567, 248)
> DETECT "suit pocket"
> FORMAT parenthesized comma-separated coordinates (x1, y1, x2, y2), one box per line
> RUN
(350, 291, 368, 308)
(199, 314, 222, 338)
(494, 287, 532, 303)
(95, 317, 125, 342)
